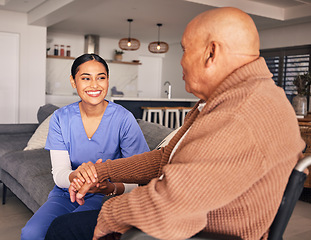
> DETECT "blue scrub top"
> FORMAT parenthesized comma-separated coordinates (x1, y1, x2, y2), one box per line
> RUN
(45, 101, 149, 170)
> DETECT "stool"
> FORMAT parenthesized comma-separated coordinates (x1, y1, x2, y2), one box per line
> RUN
(164, 107, 180, 129)
(180, 107, 192, 125)
(141, 107, 163, 125)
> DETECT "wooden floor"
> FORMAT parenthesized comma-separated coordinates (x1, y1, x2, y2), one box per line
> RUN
(0, 184, 311, 240)
(0, 186, 33, 240)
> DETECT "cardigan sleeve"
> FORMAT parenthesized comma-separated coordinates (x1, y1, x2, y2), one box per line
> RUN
(95, 147, 166, 185)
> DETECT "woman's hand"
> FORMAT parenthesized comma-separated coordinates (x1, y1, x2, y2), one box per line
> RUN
(70, 159, 102, 185)
(69, 179, 98, 205)
(69, 179, 117, 205)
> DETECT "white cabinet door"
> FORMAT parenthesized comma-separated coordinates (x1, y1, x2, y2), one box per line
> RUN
(0, 32, 19, 123)
(137, 56, 162, 98)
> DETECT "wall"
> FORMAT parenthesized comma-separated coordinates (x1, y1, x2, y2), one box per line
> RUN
(0, 10, 46, 123)
(162, 43, 196, 99)
(47, 32, 84, 58)
(259, 22, 311, 49)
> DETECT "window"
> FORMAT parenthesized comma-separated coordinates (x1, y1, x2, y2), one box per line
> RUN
(261, 45, 311, 101)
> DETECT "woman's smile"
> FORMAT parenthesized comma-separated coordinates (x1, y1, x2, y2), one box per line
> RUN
(86, 90, 102, 97)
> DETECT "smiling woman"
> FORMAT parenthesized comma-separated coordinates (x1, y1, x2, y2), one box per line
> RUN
(70, 56, 110, 139)
(20, 54, 150, 240)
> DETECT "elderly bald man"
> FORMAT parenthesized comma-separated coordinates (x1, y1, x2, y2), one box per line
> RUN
(45, 7, 305, 240)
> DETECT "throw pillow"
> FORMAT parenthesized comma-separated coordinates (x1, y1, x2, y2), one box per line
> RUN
(155, 127, 181, 150)
(24, 115, 52, 151)
(37, 104, 59, 125)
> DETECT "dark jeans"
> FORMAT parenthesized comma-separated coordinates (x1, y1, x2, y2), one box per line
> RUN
(45, 210, 100, 240)
(44, 210, 242, 240)
(44, 210, 157, 240)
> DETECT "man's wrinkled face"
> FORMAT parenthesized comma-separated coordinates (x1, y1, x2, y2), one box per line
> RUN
(180, 28, 208, 100)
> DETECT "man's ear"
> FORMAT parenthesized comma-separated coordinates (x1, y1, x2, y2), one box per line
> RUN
(70, 75, 76, 89)
(204, 41, 216, 67)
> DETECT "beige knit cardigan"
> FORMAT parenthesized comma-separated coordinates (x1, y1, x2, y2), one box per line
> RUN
(95, 58, 305, 240)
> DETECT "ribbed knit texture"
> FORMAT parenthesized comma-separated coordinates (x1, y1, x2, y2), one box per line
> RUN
(95, 57, 305, 240)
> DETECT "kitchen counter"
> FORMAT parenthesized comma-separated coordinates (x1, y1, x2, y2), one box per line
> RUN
(110, 97, 199, 119)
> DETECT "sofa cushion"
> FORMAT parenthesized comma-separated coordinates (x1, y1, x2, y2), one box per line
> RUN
(137, 119, 173, 150)
(0, 133, 33, 158)
(0, 123, 38, 135)
(24, 115, 52, 151)
(0, 149, 54, 207)
(37, 104, 59, 125)
(1, 171, 42, 213)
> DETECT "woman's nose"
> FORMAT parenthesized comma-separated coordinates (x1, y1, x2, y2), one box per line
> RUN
(90, 79, 98, 88)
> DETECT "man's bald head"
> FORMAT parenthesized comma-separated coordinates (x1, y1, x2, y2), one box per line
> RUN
(187, 7, 260, 57)
(180, 8, 260, 100)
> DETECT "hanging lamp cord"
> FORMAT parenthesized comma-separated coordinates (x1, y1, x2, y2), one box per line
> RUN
(157, 23, 162, 45)
(128, 19, 133, 42)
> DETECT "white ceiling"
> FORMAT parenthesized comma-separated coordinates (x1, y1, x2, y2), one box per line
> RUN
(1, 0, 311, 44)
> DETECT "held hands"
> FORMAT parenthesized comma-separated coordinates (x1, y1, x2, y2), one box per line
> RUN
(72, 159, 102, 186)
(69, 179, 113, 205)
(69, 159, 114, 205)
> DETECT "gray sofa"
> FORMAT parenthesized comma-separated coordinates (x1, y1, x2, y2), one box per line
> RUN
(0, 104, 173, 213)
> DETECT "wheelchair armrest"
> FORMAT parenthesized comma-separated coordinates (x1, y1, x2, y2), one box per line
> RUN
(121, 228, 242, 240)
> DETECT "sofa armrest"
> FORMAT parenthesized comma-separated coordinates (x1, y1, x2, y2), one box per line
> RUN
(0, 123, 39, 134)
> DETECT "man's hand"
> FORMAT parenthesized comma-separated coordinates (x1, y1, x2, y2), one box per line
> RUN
(92, 224, 112, 240)
(93, 232, 121, 240)
(92, 209, 121, 240)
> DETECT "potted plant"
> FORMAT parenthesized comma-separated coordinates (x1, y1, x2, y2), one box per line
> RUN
(114, 49, 124, 61)
(292, 72, 311, 116)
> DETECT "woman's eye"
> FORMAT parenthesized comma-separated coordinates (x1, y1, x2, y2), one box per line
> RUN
(81, 77, 90, 81)
(98, 77, 106, 80)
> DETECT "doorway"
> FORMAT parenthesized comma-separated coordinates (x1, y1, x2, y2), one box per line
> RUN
(0, 32, 19, 123)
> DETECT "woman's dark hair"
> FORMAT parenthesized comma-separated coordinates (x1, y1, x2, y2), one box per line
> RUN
(71, 53, 109, 79)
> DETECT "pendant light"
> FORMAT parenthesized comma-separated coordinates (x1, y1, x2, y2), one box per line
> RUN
(119, 19, 140, 51)
(148, 23, 169, 54)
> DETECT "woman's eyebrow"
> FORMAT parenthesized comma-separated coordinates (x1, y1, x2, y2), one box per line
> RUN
(79, 72, 107, 76)
(80, 73, 91, 76)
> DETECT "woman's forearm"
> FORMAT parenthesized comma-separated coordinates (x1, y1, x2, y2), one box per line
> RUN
(50, 150, 73, 188)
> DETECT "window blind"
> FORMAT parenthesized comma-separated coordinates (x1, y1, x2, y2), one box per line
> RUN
(261, 45, 311, 96)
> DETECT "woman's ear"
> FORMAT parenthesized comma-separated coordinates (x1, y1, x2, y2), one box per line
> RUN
(70, 75, 76, 89)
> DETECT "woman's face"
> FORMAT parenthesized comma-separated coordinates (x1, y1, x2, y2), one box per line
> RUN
(70, 60, 109, 106)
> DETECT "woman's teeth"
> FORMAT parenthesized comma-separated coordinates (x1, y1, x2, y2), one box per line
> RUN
(86, 90, 101, 96)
